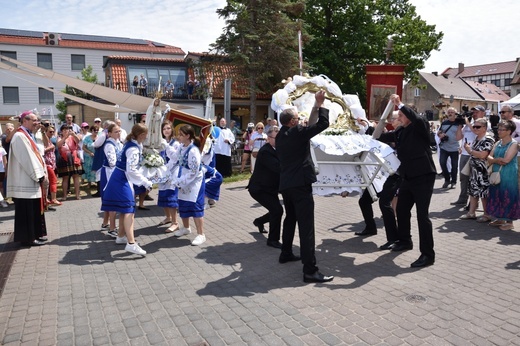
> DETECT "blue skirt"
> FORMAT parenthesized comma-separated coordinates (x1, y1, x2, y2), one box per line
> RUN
(101, 169, 135, 214)
(100, 167, 108, 198)
(158, 189, 179, 208)
(179, 179, 205, 218)
(205, 171, 223, 201)
(133, 184, 146, 195)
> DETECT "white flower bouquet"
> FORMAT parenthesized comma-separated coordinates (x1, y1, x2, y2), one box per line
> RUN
(142, 153, 164, 168)
(140, 150, 170, 184)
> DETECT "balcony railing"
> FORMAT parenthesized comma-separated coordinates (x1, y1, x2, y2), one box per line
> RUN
(128, 82, 205, 100)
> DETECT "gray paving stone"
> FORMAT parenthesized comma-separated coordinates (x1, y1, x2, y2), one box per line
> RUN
(0, 177, 519, 345)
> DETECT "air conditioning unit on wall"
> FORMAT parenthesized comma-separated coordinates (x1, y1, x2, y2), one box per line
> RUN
(47, 33, 60, 46)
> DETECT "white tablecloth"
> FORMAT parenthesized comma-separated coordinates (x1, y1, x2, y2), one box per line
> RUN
(311, 133, 401, 196)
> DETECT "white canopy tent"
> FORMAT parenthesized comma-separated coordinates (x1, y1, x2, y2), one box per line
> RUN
(0, 55, 193, 113)
(501, 94, 520, 110)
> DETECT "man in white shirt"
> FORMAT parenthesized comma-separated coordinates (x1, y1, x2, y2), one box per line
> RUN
(213, 118, 235, 177)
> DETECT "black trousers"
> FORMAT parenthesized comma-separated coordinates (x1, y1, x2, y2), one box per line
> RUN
(439, 149, 459, 184)
(358, 174, 402, 242)
(281, 185, 318, 275)
(396, 173, 436, 259)
(215, 154, 232, 178)
(249, 189, 283, 242)
(13, 198, 46, 243)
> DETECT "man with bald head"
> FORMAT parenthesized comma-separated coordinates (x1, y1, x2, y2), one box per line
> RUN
(7, 112, 48, 246)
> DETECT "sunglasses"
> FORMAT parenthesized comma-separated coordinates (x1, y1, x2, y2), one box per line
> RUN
(472, 125, 483, 129)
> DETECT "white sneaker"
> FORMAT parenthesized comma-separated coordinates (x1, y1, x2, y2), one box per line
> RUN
(115, 236, 127, 244)
(191, 234, 206, 246)
(0, 200, 8, 208)
(125, 243, 146, 256)
(173, 227, 191, 237)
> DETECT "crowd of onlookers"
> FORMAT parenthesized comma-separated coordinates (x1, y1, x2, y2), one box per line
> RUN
(431, 104, 520, 230)
(1, 101, 517, 277)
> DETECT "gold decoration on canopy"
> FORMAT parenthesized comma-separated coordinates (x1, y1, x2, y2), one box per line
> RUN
(286, 82, 359, 132)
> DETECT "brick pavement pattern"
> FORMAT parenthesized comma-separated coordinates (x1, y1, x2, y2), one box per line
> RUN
(0, 177, 520, 345)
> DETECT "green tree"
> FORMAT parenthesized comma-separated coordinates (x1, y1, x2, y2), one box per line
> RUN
(55, 65, 99, 121)
(303, 0, 443, 102)
(212, 0, 307, 123)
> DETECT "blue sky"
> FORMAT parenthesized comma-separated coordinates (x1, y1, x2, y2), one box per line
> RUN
(1, 0, 518, 73)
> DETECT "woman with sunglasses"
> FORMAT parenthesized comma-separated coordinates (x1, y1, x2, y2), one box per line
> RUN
(486, 120, 520, 230)
(460, 118, 495, 221)
(250, 122, 267, 173)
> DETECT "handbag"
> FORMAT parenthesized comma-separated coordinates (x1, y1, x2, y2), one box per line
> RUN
(487, 140, 512, 185)
(252, 147, 260, 158)
(461, 160, 471, 176)
(488, 166, 501, 185)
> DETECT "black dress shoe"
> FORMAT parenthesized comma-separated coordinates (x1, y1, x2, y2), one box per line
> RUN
(38, 237, 48, 242)
(91, 192, 101, 198)
(253, 219, 267, 233)
(441, 181, 450, 189)
(410, 255, 434, 268)
(379, 241, 395, 250)
(391, 241, 413, 252)
(450, 200, 466, 205)
(354, 228, 377, 236)
(279, 254, 301, 264)
(303, 271, 334, 283)
(266, 240, 282, 249)
(144, 195, 154, 201)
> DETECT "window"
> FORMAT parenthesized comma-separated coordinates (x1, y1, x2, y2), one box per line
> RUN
(0, 51, 17, 67)
(2, 87, 19, 104)
(127, 67, 188, 96)
(39, 88, 54, 104)
(414, 88, 421, 97)
(71, 54, 85, 70)
(37, 53, 52, 69)
(490, 79, 500, 87)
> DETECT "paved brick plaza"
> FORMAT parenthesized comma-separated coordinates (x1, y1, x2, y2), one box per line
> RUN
(0, 176, 519, 345)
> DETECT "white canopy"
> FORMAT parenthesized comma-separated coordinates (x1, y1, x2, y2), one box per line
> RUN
(0, 55, 193, 113)
(502, 94, 520, 110)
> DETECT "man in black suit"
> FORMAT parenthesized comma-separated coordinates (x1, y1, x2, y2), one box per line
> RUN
(276, 90, 333, 283)
(247, 126, 283, 249)
(378, 94, 436, 268)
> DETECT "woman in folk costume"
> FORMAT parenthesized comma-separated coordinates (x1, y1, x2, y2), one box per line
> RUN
(7, 111, 48, 246)
(100, 123, 123, 238)
(101, 124, 152, 256)
(56, 124, 84, 200)
(168, 124, 206, 246)
(157, 120, 180, 233)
